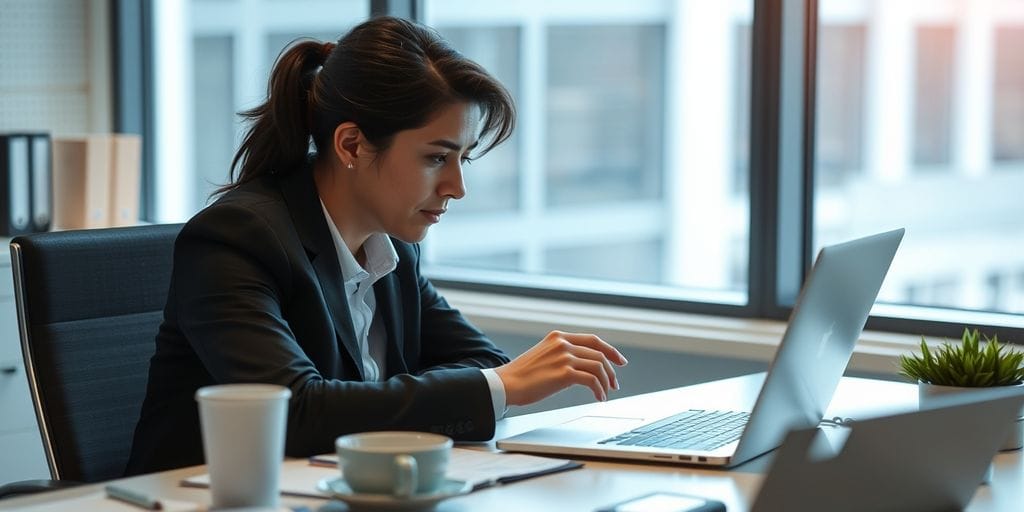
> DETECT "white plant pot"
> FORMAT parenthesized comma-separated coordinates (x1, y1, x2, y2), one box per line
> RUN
(918, 381, 1024, 452)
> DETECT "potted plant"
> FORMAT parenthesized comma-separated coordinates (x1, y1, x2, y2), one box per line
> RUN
(899, 328, 1024, 451)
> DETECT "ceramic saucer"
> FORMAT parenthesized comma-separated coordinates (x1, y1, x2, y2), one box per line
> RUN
(316, 477, 471, 511)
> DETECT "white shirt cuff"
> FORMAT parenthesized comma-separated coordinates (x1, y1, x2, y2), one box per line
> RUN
(480, 368, 508, 421)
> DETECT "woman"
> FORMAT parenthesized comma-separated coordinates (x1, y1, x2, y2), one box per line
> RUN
(126, 16, 626, 475)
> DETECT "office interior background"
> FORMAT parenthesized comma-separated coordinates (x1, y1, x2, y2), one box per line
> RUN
(1, 0, 1023, 483)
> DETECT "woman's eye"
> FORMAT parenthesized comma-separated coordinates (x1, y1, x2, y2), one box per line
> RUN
(428, 153, 473, 165)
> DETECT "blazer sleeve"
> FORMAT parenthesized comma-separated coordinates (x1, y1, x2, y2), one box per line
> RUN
(412, 244, 512, 372)
(172, 202, 500, 456)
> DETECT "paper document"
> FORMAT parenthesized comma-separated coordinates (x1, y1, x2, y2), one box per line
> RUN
(312, 447, 582, 489)
(184, 449, 582, 498)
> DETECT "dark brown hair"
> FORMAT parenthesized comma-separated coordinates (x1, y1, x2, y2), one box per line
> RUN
(221, 16, 516, 194)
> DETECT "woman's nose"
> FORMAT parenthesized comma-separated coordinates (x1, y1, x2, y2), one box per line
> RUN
(440, 163, 466, 200)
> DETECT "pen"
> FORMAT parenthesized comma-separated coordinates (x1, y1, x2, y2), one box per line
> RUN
(104, 484, 164, 510)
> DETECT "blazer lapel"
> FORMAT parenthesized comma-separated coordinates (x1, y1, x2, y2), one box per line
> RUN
(279, 167, 364, 380)
(374, 271, 407, 377)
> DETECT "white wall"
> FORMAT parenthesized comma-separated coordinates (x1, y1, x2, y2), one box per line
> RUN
(0, 0, 111, 134)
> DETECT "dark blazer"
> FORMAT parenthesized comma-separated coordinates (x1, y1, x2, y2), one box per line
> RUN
(125, 166, 509, 475)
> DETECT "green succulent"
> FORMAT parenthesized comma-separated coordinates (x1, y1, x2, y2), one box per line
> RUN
(899, 328, 1024, 387)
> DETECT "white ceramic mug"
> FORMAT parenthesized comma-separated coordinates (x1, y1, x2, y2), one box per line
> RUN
(196, 384, 291, 509)
(335, 431, 453, 497)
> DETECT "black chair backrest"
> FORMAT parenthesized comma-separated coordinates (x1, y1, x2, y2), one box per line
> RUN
(10, 224, 181, 482)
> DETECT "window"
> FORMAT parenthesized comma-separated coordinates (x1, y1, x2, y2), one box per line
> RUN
(423, 0, 752, 303)
(814, 0, 1024, 318)
(141, 0, 1024, 339)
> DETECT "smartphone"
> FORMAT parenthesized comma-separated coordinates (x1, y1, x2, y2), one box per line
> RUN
(595, 492, 727, 512)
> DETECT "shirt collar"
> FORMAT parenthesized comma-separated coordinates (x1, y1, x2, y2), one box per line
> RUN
(318, 199, 398, 285)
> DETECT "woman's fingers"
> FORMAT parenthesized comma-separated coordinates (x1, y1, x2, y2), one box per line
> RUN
(552, 332, 623, 391)
(566, 343, 618, 391)
(495, 330, 627, 406)
(562, 353, 611, 400)
(558, 332, 628, 366)
(567, 368, 606, 402)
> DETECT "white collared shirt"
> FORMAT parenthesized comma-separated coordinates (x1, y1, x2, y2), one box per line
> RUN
(318, 201, 506, 419)
(320, 201, 396, 381)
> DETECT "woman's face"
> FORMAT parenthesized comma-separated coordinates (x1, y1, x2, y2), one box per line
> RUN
(356, 102, 480, 243)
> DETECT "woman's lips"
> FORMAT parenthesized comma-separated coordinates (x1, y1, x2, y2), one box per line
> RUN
(421, 209, 445, 223)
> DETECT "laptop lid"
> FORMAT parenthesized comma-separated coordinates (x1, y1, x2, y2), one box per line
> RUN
(730, 228, 905, 464)
(752, 388, 1024, 512)
(497, 228, 904, 467)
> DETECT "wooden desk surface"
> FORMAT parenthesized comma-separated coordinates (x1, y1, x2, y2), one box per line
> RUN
(2, 374, 1021, 511)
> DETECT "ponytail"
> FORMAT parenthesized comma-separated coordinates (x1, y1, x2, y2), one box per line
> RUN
(219, 40, 332, 194)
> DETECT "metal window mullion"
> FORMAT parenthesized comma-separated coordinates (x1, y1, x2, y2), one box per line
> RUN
(747, 0, 782, 318)
(111, 0, 155, 222)
(372, 0, 423, 20)
(748, 0, 816, 319)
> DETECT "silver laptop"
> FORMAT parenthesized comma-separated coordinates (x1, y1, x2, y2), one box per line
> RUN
(753, 388, 1024, 511)
(497, 228, 905, 468)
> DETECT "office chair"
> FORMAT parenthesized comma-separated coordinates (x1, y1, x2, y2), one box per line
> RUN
(0, 224, 181, 497)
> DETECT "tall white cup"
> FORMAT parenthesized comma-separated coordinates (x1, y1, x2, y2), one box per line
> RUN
(196, 384, 291, 509)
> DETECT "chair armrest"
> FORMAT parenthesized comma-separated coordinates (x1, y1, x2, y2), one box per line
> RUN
(0, 479, 83, 499)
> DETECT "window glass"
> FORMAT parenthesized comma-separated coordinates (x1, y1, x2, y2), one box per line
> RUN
(816, 24, 865, 187)
(913, 25, 955, 168)
(192, 36, 234, 211)
(815, 0, 1024, 316)
(437, 27, 521, 214)
(154, 0, 367, 219)
(423, 0, 752, 303)
(545, 24, 664, 207)
(266, 32, 340, 68)
(994, 26, 1024, 163)
(439, 250, 522, 274)
(731, 24, 752, 195)
(545, 239, 663, 285)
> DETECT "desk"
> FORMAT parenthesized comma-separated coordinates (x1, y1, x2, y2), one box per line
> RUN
(2, 374, 1021, 511)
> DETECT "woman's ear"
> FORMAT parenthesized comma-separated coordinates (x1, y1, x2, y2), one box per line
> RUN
(332, 122, 362, 168)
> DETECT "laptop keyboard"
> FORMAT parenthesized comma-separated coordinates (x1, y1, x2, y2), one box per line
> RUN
(598, 409, 750, 452)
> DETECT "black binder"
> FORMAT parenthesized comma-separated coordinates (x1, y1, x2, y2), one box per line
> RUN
(0, 132, 51, 236)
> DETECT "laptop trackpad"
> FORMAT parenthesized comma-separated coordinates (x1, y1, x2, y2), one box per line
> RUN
(523, 415, 647, 444)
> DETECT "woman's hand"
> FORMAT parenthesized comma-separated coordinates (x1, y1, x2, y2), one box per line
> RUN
(494, 331, 628, 406)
